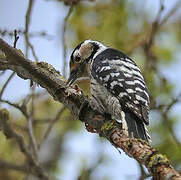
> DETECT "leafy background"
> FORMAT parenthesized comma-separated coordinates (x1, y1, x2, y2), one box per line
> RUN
(0, 0, 181, 179)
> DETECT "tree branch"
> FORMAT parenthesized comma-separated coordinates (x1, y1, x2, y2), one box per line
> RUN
(62, 5, 74, 77)
(0, 109, 50, 179)
(0, 30, 18, 100)
(38, 106, 66, 148)
(0, 72, 15, 100)
(25, 0, 39, 60)
(0, 37, 180, 179)
(0, 158, 27, 173)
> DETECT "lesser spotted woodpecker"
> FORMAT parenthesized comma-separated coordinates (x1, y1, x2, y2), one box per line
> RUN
(67, 40, 151, 142)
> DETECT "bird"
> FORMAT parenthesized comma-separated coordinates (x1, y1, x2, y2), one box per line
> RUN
(67, 40, 151, 142)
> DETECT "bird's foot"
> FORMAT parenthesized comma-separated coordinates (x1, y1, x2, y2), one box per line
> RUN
(85, 114, 105, 133)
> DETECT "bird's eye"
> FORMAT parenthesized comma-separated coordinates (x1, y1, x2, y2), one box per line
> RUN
(74, 56, 81, 63)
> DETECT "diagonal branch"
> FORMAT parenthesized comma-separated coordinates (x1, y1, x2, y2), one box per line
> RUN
(0, 37, 180, 179)
(159, 0, 181, 26)
(0, 72, 15, 100)
(38, 106, 66, 148)
(0, 99, 29, 118)
(162, 94, 181, 149)
(0, 158, 27, 173)
(0, 30, 19, 100)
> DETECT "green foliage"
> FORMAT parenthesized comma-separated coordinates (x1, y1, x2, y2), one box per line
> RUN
(69, 0, 140, 51)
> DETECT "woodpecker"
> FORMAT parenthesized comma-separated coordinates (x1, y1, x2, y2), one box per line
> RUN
(67, 40, 151, 142)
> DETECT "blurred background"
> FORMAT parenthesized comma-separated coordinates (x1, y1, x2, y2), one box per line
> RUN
(0, 0, 181, 179)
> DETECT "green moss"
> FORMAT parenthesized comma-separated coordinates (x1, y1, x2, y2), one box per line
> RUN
(148, 154, 170, 170)
(34, 62, 66, 82)
(35, 62, 56, 73)
(100, 120, 117, 138)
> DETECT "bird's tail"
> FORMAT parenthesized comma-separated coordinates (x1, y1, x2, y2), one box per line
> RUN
(124, 112, 151, 143)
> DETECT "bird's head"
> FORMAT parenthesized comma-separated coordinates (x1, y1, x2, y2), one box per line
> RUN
(67, 40, 107, 85)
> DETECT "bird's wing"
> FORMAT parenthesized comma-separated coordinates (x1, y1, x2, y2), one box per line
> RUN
(90, 48, 150, 125)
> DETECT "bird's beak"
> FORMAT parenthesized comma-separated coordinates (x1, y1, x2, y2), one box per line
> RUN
(66, 60, 87, 86)
(66, 70, 78, 86)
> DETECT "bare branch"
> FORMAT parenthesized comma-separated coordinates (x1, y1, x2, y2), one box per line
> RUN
(39, 106, 66, 148)
(144, 0, 164, 60)
(62, 5, 74, 77)
(27, 86, 38, 158)
(0, 97, 38, 157)
(0, 109, 50, 180)
(159, 0, 181, 26)
(0, 99, 28, 118)
(0, 30, 19, 100)
(145, 0, 181, 54)
(25, 0, 39, 61)
(129, 0, 181, 64)
(0, 72, 15, 100)
(27, 116, 38, 157)
(0, 29, 53, 40)
(0, 158, 27, 173)
(162, 94, 181, 149)
(13, 29, 19, 48)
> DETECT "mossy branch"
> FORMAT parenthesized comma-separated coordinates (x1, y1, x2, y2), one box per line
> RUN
(0, 37, 180, 180)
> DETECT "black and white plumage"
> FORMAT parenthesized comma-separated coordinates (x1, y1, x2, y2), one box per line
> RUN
(67, 40, 151, 142)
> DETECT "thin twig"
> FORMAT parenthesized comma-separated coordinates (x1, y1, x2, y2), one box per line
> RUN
(0, 98, 39, 147)
(0, 30, 19, 100)
(127, 0, 164, 55)
(62, 5, 74, 78)
(26, 85, 38, 158)
(129, 0, 181, 60)
(22, 94, 32, 108)
(0, 29, 53, 39)
(38, 106, 66, 148)
(0, 109, 50, 179)
(25, 0, 39, 61)
(0, 98, 39, 154)
(25, 0, 39, 158)
(0, 72, 15, 100)
(144, 0, 164, 56)
(0, 99, 28, 118)
(146, 0, 181, 52)
(163, 94, 181, 148)
(13, 29, 19, 48)
(30, 86, 35, 118)
(159, 0, 181, 26)
(27, 116, 38, 157)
